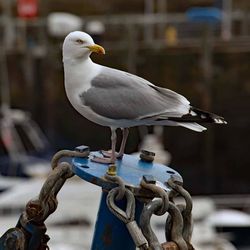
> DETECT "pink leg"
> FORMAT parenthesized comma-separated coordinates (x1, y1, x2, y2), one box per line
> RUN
(101, 128, 129, 159)
(117, 128, 129, 158)
(92, 128, 117, 164)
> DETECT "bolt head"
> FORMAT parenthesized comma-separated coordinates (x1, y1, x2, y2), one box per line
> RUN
(140, 150, 155, 162)
(142, 175, 156, 184)
(107, 164, 117, 176)
(74, 145, 90, 153)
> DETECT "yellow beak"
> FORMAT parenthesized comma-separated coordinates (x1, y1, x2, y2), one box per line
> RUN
(87, 44, 105, 55)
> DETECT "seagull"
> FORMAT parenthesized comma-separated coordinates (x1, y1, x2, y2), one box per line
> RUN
(62, 31, 226, 164)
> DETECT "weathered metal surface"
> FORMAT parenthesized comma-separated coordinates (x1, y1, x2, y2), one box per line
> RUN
(0, 148, 86, 250)
(140, 150, 155, 162)
(91, 191, 144, 250)
(161, 241, 194, 250)
(51, 146, 89, 170)
(106, 186, 148, 249)
(16, 217, 49, 250)
(161, 241, 179, 250)
(0, 228, 25, 250)
(167, 177, 193, 245)
(72, 150, 185, 250)
(72, 151, 182, 194)
(0, 147, 194, 250)
(140, 199, 163, 250)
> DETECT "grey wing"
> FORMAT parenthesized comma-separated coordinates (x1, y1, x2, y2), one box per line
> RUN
(80, 66, 190, 120)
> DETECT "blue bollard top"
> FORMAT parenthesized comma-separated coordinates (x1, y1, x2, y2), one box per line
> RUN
(71, 150, 182, 194)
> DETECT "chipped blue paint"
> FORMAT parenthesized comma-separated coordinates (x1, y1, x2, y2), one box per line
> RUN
(72, 151, 182, 250)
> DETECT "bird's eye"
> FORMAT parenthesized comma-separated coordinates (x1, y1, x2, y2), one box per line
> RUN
(76, 39, 84, 44)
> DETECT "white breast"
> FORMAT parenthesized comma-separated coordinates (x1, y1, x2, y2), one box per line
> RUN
(64, 59, 99, 106)
(63, 60, 116, 127)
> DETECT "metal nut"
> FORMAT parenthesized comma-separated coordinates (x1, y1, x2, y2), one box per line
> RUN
(142, 175, 156, 184)
(74, 145, 90, 154)
(140, 150, 155, 162)
(107, 164, 117, 176)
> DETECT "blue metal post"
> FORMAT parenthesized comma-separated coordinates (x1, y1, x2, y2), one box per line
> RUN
(91, 191, 144, 250)
(71, 149, 183, 250)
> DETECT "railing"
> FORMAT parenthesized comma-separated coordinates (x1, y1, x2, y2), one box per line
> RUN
(0, 11, 249, 53)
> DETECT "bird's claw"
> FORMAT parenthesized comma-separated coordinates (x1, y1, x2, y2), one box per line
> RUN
(100, 150, 112, 158)
(91, 155, 115, 164)
(100, 150, 124, 159)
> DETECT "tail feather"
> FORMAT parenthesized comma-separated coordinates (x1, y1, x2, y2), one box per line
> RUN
(191, 107, 227, 124)
(168, 106, 227, 124)
(177, 122, 207, 132)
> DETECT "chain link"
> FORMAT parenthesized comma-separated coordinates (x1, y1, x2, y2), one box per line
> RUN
(107, 187, 135, 223)
(140, 176, 194, 250)
(167, 177, 194, 249)
(161, 241, 179, 250)
(0, 228, 25, 250)
(140, 179, 169, 216)
(165, 201, 188, 250)
(0, 148, 88, 250)
(25, 148, 89, 224)
(104, 174, 126, 200)
(140, 199, 163, 250)
(25, 162, 74, 224)
(51, 147, 89, 170)
(0, 147, 194, 250)
(106, 186, 148, 249)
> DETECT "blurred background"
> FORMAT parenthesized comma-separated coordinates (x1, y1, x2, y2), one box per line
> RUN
(0, 0, 250, 249)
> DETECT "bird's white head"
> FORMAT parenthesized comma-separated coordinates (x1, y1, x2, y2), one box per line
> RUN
(62, 31, 105, 62)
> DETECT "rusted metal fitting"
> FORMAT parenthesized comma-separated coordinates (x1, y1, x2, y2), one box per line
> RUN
(162, 241, 194, 250)
(140, 150, 155, 162)
(107, 164, 117, 176)
(168, 175, 183, 186)
(74, 145, 90, 154)
(161, 241, 179, 250)
(51, 146, 89, 170)
(25, 200, 43, 220)
(0, 228, 25, 250)
(142, 175, 156, 184)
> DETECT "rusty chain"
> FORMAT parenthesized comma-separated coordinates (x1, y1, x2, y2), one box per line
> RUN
(140, 199, 163, 250)
(104, 174, 126, 200)
(23, 147, 89, 225)
(51, 146, 89, 170)
(0, 146, 194, 250)
(0, 147, 89, 250)
(140, 176, 193, 250)
(165, 201, 188, 250)
(106, 186, 148, 250)
(140, 177, 189, 250)
(166, 177, 194, 250)
(168, 178, 193, 243)
(105, 174, 194, 250)
(140, 178, 169, 216)
(0, 228, 25, 250)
